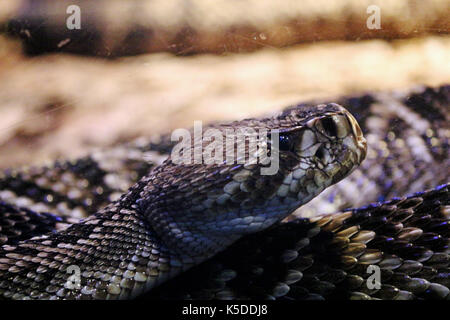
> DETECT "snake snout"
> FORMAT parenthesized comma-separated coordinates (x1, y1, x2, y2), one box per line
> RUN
(343, 110, 367, 164)
(323, 103, 366, 165)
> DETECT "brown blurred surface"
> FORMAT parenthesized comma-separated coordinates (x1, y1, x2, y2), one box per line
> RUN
(2, 0, 449, 56)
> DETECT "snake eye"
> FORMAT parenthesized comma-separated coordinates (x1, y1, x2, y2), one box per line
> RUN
(321, 117, 338, 138)
(316, 115, 350, 139)
(279, 134, 293, 151)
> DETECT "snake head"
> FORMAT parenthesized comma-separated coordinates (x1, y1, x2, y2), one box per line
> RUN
(142, 103, 366, 261)
(274, 102, 367, 202)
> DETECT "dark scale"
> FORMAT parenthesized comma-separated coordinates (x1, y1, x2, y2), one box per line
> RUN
(0, 154, 157, 218)
(63, 158, 106, 186)
(404, 86, 449, 124)
(0, 172, 83, 210)
(404, 86, 449, 162)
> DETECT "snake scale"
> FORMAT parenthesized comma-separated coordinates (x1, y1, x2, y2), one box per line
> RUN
(0, 85, 449, 300)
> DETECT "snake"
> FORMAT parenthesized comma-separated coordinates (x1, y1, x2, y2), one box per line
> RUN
(1, 0, 449, 300)
(0, 102, 367, 299)
(0, 85, 449, 300)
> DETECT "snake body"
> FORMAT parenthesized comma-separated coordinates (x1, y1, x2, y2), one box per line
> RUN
(148, 183, 450, 300)
(0, 86, 448, 300)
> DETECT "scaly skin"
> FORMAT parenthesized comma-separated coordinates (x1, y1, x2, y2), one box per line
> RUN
(0, 103, 366, 299)
(148, 183, 449, 300)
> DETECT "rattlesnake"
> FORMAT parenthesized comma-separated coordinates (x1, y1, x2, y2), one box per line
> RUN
(0, 102, 367, 299)
(0, 85, 448, 300)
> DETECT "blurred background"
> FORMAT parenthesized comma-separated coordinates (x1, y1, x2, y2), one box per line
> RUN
(0, 0, 449, 169)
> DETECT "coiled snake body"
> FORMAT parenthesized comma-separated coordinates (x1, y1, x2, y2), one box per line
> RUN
(0, 86, 449, 300)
